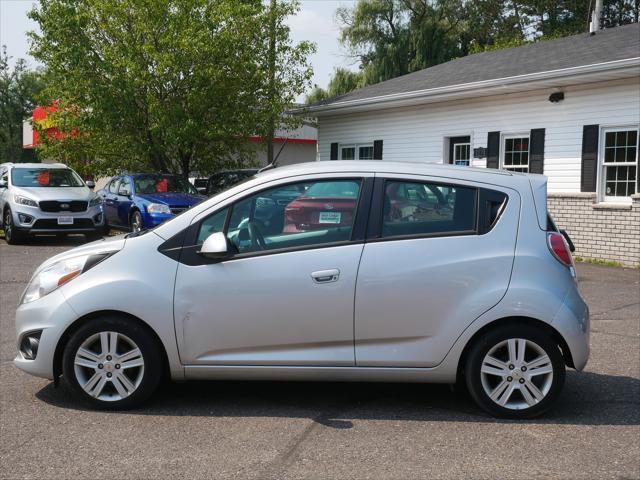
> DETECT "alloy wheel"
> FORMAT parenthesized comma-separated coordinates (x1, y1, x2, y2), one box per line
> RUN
(73, 331, 145, 401)
(4, 210, 12, 241)
(480, 338, 554, 410)
(131, 212, 142, 233)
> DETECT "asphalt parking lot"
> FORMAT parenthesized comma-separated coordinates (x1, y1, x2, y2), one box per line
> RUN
(0, 235, 638, 480)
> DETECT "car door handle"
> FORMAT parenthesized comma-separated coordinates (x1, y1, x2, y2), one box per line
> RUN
(311, 269, 340, 284)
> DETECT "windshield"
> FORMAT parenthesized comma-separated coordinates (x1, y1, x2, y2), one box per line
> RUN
(133, 175, 199, 195)
(11, 168, 85, 188)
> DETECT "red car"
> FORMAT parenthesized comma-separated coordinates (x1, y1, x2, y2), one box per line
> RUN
(283, 180, 360, 232)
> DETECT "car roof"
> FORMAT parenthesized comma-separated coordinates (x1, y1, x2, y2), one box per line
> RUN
(257, 160, 514, 179)
(3, 162, 69, 169)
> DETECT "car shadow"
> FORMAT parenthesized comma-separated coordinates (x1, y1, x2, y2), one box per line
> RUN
(0, 234, 91, 247)
(36, 370, 639, 427)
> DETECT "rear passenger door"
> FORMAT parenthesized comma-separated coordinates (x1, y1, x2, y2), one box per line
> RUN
(354, 175, 519, 367)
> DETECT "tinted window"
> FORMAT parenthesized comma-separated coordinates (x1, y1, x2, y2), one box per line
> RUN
(382, 180, 477, 238)
(11, 168, 84, 187)
(197, 179, 362, 254)
(134, 175, 198, 195)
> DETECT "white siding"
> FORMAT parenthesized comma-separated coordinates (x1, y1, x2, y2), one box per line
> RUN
(317, 78, 640, 192)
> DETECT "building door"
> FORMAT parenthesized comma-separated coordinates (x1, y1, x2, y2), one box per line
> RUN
(449, 136, 471, 166)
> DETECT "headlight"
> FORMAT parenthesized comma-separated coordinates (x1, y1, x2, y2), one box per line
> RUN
(89, 195, 102, 207)
(14, 195, 38, 207)
(147, 203, 171, 214)
(20, 253, 113, 304)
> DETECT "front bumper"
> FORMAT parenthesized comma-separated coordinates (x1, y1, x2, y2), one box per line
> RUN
(144, 212, 175, 229)
(12, 205, 104, 234)
(14, 289, 78, 380)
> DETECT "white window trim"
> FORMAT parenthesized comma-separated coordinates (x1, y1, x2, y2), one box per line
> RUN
(452, 141, 471, 166)
(597, 125, 639, 203)
(500, 133, 530, 172)
(339, 143, 374, 160)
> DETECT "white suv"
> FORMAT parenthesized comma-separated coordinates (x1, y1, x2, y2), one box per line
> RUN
(0, 163, 104, 244)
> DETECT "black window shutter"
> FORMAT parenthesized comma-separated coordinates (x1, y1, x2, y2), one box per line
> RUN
(486, 131, 500, 169)
(330, 142, 339, 160)
(529, 128, 545, 174)
(373, 140, 383, 160)
(581, 125, 599, 192)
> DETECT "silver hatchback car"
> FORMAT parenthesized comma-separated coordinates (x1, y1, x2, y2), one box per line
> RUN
(14, 161, 589, 418)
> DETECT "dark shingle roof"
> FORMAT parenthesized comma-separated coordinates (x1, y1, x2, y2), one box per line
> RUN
(313, 23, 640, 107)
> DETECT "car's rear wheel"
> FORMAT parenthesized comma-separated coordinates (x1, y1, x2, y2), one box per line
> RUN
(130, 211, 143, 233)
(62, 316, 163, 409)
(465, 325, 565, 419)
(3, 208, 26, 245)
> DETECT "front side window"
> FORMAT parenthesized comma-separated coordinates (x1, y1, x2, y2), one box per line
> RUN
(10, 168, 84, 187)
(134, 175, 198, 195)
(382, 180, 477, 238)
(502, 136, 530, 173)
(119, 177, 132, 196)
(601, 128, 638, 199)
(196, 179, 362, 254)
(108, 178, 121, 194)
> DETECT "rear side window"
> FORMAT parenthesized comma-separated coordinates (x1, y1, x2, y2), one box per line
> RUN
(382, 180, 477, 238)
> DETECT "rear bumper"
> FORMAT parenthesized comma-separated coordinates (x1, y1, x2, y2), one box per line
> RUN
(553, 284, 590, 371)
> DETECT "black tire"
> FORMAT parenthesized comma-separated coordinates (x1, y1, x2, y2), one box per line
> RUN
(464, 324, 565, 419)
(3, 208, 26, 245)
(62, 315, 164, 410)
(130, 210, 143, 233)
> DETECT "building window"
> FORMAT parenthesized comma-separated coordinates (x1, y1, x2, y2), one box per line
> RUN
(502, 135, 529, 173)
(340, 143, 373, 160)
(601, 127, 638, 200)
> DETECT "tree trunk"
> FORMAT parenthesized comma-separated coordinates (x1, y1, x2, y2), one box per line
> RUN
(266, 0, 277, 165)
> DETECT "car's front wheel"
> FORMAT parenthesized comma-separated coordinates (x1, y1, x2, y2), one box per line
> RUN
(3, 208, 26, 245)
(130, 210, 143, 233)
(465, 325, 565, 419)
(62, 316, 163, 409)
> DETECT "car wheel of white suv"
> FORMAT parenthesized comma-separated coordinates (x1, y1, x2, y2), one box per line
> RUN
(62, 316, 163, 409)
(465, 325, 566, 419)
(3, 208, 26, 245)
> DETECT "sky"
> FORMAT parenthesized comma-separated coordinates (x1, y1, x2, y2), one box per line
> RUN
(0, 0, 360, 102)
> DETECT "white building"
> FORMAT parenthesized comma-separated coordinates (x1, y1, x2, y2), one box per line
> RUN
(304, 23, 640, 266)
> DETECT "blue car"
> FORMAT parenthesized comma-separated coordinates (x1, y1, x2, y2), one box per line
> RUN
(97, 174, 204, 232)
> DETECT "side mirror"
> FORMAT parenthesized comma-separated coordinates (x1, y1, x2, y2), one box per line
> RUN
(86, 180, 95, 189)
(0, 180, 7, 189)
(199, 232, 229, 259)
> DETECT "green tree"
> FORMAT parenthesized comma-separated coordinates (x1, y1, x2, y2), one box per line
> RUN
(28, 0, 314, 177)
(319, 0, 638, 98)
(306, 67, 364, 104)
(0, 47, 46, 163)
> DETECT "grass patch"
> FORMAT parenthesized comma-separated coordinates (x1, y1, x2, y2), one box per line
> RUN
(574, 256, 623, 267)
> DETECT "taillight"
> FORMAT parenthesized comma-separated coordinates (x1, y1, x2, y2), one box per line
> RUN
(547, 232, 572, 267)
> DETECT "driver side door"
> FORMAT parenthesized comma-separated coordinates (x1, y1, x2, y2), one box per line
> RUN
(173, 175, 372, 366)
